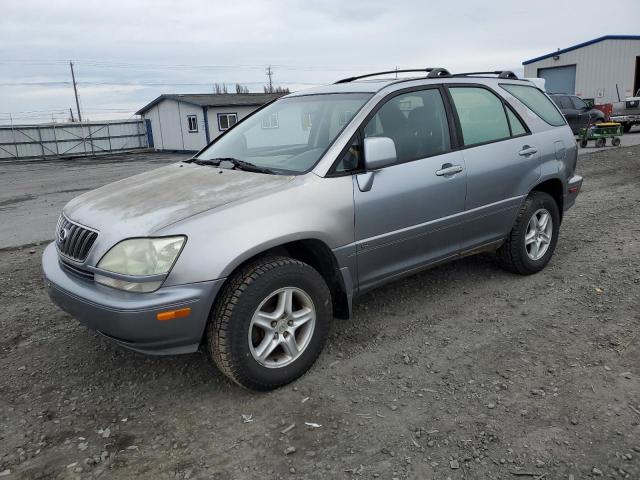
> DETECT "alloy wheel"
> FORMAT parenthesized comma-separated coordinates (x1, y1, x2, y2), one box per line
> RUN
(524, 208, 553, 261)
(248, 287, 316, 368)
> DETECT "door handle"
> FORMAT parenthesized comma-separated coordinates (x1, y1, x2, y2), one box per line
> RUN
(519, 146, 538, 156)
(435, 164, 463, 176)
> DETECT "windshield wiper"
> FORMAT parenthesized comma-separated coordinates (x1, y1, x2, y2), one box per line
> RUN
(188, 157, 275, 174)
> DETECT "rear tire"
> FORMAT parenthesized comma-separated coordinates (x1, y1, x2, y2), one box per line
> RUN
(579, 139, 588, 148)
(611, 137, 621, 147)
(206, 256, 331, 391)
(595, 138, 606, 148)
(496, 191, 560, 275)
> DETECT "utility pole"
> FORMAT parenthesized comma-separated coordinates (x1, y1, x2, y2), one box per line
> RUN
(266, 65, 273, 93)
(69, 107, 75, 122)
(70, 61, 82, 122)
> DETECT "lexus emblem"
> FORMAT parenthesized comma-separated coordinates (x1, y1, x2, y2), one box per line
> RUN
(58, 227, 69, 243)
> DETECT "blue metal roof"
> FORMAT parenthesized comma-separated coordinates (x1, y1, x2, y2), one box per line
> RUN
(522, 35, 640, 65)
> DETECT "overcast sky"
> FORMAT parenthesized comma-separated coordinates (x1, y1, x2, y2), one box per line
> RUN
(1, 0, 638, 124)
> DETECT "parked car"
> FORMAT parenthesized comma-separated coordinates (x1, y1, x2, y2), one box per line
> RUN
(548, 93, 605, 134)
(43, 69, 582, 390)
(610, 89, 640, 133)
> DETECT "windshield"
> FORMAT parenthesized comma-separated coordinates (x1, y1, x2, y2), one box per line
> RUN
(194, 93, 372, 173)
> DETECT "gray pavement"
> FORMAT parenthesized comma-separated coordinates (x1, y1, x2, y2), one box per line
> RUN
(0, 152, 189, 249)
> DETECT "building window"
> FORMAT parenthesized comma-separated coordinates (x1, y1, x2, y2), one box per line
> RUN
(187, 115, 198, 133)
(261, 113, 279, 129)
(218, 113, 238, 131)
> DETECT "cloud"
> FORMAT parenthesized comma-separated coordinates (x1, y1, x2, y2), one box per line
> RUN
(1, 0, 638, 123)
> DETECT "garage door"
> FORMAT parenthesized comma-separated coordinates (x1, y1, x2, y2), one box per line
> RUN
(537, 65, 576, 94)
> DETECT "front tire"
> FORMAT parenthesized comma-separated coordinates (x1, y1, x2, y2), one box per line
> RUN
(206, 256, 331, 391)
(496, 191, 560, 275)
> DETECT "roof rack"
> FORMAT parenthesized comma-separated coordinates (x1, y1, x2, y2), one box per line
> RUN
(452, 70, 519, 80)
(334, 68, 451, 84)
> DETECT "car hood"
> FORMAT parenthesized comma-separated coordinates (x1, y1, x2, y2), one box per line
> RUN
(63, 162, 295, 235)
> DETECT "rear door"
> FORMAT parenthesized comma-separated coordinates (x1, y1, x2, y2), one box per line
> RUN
(351, 87, 467, 292)
(445, 85, 540, 250)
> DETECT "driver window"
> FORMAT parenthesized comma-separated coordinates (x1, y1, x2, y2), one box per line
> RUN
(571, 96, 587, 110)
(364, 89, 451, 164)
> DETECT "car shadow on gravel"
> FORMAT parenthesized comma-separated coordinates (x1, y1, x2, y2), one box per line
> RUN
(328, 252, 507, 357)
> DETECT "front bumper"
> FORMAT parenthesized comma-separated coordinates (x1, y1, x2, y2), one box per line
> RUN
(564, 174, 583, 211)
(42, 243, 224, 355)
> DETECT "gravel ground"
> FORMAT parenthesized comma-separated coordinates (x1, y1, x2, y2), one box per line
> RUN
(1, 146, 639, 480)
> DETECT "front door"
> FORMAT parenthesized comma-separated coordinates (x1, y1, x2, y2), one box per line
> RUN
(555, 95, 579, 132)
(353, 88, 467, 292)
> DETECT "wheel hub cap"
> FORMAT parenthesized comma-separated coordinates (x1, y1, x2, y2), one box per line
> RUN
(525, 208, 553, 261)
(248, 287, 316, 368)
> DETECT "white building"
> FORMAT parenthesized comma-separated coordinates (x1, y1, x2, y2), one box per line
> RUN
(523, 35, 640, 104)
(136, 93, 285, 151)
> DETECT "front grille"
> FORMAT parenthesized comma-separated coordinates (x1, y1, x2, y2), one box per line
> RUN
(55, 214, 98, 262)
(60, 260, 95, 281)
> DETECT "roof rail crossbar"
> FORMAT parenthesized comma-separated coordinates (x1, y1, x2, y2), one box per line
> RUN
(452, 70, 519, 80)
(426, 68, 451, 78)
(334, 68, 449, 84)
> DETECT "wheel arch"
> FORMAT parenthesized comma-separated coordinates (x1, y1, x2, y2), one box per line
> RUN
(531, 178, 564, 222)
(217, 238, 352, 321)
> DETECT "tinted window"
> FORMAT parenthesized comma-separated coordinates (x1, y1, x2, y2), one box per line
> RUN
(501, 84, 566, 126)
(449, 87, 510, 146)
(506, 107, 527, 136)
(571, 96, 588, 110)
(552, 96, 570, 109)
(364, 89, 450, 163)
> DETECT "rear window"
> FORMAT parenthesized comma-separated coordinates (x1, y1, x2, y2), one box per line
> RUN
(501, 84, 566, 127)
(449, 87, 511, 146)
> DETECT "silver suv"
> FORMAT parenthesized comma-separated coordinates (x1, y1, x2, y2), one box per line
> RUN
(43, 68, 582, 390)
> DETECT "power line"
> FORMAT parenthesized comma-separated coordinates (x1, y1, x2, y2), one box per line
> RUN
(0, 81, 320, 87)
(0, 58, 406, 72)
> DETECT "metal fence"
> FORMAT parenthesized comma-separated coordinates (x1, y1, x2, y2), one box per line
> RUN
(0, 119, 150, 160)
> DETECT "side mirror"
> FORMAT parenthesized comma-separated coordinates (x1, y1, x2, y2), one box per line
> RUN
(363, 137, 397, 170)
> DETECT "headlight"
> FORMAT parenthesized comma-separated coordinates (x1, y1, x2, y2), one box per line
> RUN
(95, 236, 186, 292)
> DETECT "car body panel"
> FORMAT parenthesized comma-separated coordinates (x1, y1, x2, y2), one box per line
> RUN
(458, 136, 540, 249)
(159, 173, 355, 286)
(353, 150, 466, 291)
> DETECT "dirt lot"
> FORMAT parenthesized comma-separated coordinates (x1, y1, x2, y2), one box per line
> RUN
(1, 146, 639, 480)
